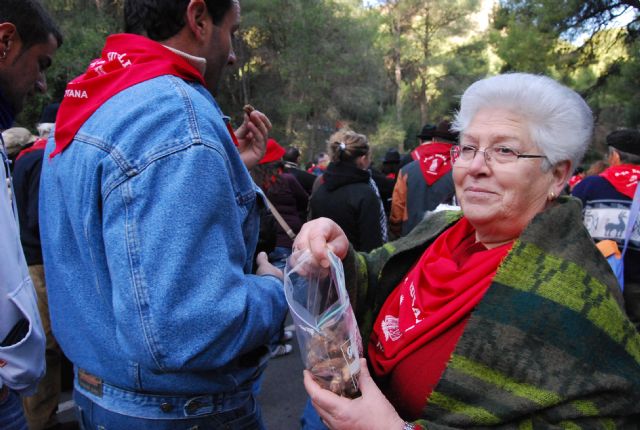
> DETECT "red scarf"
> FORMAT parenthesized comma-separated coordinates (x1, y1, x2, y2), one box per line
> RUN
(51, 34, 205, 158)
(369, 217, 513, 376)
(15, 138, 47, 161)
(600, 164, 639, 199)
(410, 142, 453, 185)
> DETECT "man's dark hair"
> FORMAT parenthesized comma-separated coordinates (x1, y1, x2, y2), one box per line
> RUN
(283, 146, 300, 163)
(0, 0, 63, 51)
(124, 0, 233, 41)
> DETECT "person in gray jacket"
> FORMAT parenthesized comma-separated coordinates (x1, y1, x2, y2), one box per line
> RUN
(0, 1, 61, 429)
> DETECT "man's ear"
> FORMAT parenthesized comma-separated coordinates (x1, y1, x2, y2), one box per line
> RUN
(184, 0, 210, 42)
(0, 23, 17, 55)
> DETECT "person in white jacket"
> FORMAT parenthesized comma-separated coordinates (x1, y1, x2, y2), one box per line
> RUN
(0, 1, 61, 429)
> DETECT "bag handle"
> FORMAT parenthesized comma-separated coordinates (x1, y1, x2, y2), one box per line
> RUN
(263, 195, 296, 240)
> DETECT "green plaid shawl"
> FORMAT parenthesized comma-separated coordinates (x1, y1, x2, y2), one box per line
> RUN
(343, 196, 640, 428)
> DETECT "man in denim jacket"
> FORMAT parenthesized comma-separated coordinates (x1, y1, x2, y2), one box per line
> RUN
(0, 1, 61, 429)
(39, 1, 287, 428)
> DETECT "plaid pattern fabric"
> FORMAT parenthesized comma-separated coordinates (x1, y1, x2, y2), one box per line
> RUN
(343, 196, 640, 428)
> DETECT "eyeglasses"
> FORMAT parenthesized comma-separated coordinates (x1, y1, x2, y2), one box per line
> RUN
(450, 144, 548, 165)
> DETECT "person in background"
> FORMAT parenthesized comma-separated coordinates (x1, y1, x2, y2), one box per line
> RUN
(381, 148, 401, 180)
(567, 166, 585, 191)
(309, 129, 387, 252)
(282, 145, 316, 196)
(572, 129, 640, 330)
(253, 139, 309, 271)
(308, 152, 330, 176)
(296, 73, 640, 429)
(586, 159, 609, 176)
(0, 1, 61, 429)
(2, 127, 36, 169)
(389, 120, 457, 238)
(370, 151, 397, 219)
(13, 103, 75, 430)
(39, 1, 287, 428)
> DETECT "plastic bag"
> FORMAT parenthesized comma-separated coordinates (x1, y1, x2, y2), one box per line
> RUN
(284, 249, 362, 398)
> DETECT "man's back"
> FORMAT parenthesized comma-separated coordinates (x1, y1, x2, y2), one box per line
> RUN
(40, 75, 287, 395)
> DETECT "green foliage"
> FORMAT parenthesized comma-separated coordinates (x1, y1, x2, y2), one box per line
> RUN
(13, 0, 638, 160)
(17, 0, 121, 130)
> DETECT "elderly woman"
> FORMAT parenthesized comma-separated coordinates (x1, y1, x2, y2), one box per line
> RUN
(294, 73, 640, 429)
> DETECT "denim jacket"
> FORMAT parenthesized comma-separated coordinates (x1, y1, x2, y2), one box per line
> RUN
(39, 75, 287, 396)
(0, 141, 45, 395)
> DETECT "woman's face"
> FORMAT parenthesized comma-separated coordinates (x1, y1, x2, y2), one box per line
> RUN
(453, 107, 560, 246)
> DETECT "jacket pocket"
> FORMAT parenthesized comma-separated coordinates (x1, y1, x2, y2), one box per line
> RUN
(0, 277, 46, 395)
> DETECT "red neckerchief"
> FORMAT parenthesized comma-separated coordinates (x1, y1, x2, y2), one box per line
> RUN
(51, 34, 205, 158)
(568, 173, 584, 190)
(410, 142, 453, 185)
(600, 164, 639, 199)
(15, 138, 47, 161)
(369, 217, 513, 376)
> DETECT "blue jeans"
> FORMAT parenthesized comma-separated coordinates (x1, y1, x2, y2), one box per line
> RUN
(0, 388, 28, 430)
(268, 247, 292, 271)
(300, 398, 329, 430)
(74, 385, 265, 430)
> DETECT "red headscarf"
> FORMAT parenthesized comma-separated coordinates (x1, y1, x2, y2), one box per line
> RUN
(51, 34, 205, 158)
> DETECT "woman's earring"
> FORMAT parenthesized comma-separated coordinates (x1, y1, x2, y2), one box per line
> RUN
(0, 50, 6, 60)
(549, 191, 557, 201)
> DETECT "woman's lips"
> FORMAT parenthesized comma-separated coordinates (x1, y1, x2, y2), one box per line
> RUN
(462, 186, 498, 201)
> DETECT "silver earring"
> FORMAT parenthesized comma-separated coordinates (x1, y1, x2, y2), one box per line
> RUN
(0, 50, 6, 60)
(549, 191, 556, 200)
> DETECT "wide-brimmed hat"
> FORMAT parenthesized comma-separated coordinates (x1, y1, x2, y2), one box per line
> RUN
(2, 127, 37, 157)
(417, 120, 458, 142)
(606, 129, 640, 156)
(383, 148, 400, 164)
(259, 138, 286, 164)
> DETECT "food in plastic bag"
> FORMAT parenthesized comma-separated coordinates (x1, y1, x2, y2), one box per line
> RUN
(284, 249, 362, 398)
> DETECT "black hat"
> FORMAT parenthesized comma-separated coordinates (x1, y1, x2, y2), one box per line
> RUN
(39, 102, 60, 124)
(383, 148, 400, 164)
(417, 120, 458, 142)
(606, 129, 640, 156)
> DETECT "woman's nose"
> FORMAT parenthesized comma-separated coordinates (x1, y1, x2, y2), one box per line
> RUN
(466, 149, 490, 174)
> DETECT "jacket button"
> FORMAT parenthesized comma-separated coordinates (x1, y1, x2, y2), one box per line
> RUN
(160, 402, 173, 413)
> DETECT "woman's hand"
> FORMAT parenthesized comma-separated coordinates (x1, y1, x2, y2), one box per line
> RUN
(255, 251, 283, 280)
(304, 358, 406, 430)
(236, 109, 272, 169)
(292, 218, 349, 268)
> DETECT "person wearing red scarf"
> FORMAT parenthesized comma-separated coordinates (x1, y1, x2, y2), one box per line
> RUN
(389, 120, 458, 238)
(572, 128, 640, 329)
(294, 74, 640, 430)
(38, 1, 286, 429)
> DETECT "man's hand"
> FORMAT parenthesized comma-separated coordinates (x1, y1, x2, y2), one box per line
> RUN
(256, 251, 283, 280)
(236, 108, 272, 169)
(303, 358, 406, 430)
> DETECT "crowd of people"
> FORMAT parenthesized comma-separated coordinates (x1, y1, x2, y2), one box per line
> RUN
(1, 1, 639, 430)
